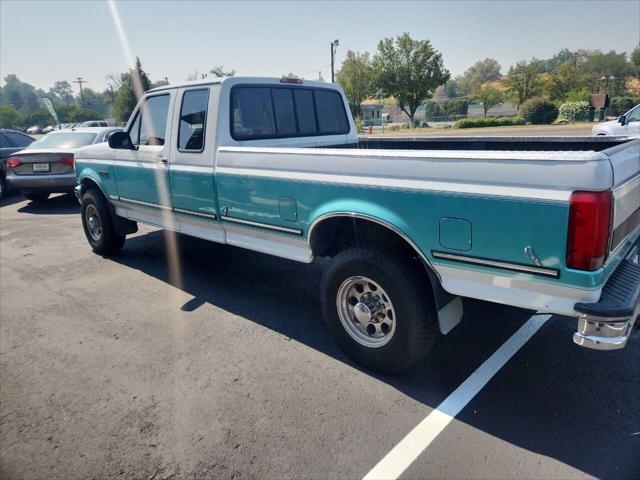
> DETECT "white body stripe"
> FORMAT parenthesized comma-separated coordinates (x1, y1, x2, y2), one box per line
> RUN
(433, 263, 600, 316)
(216, 166, 572, 201)
(216, 146, 615, 202)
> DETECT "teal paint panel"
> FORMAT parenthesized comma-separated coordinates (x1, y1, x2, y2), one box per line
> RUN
(170, 169, 219, 216)
(76, 162, 116, 198)
(439, 217, 472, 251)
(214, 172, 606, 290)
(279, 197, 297, 221)
(114, 164, 168, 206)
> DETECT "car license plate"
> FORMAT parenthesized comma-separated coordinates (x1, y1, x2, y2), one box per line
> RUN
(32, 163, 50, 172)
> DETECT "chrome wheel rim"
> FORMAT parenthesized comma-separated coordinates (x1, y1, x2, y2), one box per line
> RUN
(85, 204, 102, 242)
(336, 276, 396, 348)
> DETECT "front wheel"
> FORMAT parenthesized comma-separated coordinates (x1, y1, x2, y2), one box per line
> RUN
(321, 246, 438, 373)
(81, 189, 125, 255)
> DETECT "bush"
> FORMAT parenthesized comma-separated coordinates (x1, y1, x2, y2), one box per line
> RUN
(420, 121, 429, 128)
(564, 88, 590, 102)
(423, 100, 443, 120)
(355, 116, 364, 132)
(519, 97, 559, 124)
(609, 96, 637, 112)
(559, 101, 592, 122)
(401, 122, 411, 129)
(443, 98, 469, 116)
(452, 116, 526, 129)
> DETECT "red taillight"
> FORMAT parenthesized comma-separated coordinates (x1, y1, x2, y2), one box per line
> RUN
(58, 155, 74, 167)
(6, 157, 22, 168)
(566, 190, 612, 271)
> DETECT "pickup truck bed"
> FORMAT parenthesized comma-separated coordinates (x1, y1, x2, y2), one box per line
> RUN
(354, 135, 632, 151)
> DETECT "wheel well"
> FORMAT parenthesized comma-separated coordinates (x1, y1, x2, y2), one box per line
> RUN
(80, 177, 105, 197)
(309, 215, 463, 334)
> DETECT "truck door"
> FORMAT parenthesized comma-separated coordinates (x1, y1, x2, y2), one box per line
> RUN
(114, 92, 178, 227)
(168, 87, 223, 242)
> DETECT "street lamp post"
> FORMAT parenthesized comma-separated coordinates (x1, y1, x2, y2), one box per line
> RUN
(330, 39, 339, 83)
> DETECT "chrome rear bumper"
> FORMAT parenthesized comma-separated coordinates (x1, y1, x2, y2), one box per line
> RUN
(573, 306, 638, 350)
(573, 239, 639, 350)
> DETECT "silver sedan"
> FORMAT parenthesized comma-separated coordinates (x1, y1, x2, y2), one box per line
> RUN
(5, 127, 121, 203)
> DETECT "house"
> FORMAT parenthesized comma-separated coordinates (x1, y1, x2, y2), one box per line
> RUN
(360, 100, 384, 126)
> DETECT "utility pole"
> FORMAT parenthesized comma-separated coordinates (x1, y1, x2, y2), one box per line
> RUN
(330, 39, 339, 83)
(74, 77, 86, 107)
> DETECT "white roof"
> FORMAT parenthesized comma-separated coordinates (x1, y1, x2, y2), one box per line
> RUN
(148, 76, 338, 93)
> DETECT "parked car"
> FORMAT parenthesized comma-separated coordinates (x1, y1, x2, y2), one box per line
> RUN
(42, 125, 56, 134)
(592, 104, 640, 136)
(74, 77, 640, 373)
(0, 129, 35, 197)
(77, 120, 108, 128)
(5, 127, 122, 203)
(26, 125, 43, 135)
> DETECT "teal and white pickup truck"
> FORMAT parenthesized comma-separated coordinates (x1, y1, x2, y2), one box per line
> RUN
(74, 77, 640, 372)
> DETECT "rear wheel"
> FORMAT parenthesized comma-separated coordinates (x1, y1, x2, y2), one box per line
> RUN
(81, 189, 125, 255)
(24, 193, 50, 203)
(321, 246, 438, 373)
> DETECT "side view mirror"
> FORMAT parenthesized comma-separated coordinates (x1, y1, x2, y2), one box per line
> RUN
(618, 115, 626, 125)
(108, 131, 137, 150)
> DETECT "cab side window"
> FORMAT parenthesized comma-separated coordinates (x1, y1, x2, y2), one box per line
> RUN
(129, 95, 171, 146)
(178, 89, 209, 151)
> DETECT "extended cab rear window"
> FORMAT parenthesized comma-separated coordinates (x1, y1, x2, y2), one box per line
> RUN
(231, 85, 349, 140)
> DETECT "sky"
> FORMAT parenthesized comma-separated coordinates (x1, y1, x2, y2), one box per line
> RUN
(1, 0, 639, 94)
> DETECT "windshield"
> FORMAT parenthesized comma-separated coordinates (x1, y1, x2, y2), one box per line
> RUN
(27, 132, 97, 149)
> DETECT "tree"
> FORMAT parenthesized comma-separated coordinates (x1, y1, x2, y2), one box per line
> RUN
(545, 61, 588, 101)
(472, 83, 504, 116)
(187, 65, 236, 80)
(336, 50, 374, 118)
(113, 57, 151, 122)
(630, 43, 640, 77)
(49, 81, 74, 105)
(372, 33, 450, 127)
(455, 58, 501, 96)
(579, 49, 633, 95)
(625, 77, 640, 96)
(506, 59, 545, 106)
(442, 98, 468, 115)
(24, 108, 53, 127)
(544, 48, 576, 73)
(57, 105, 101, 122)
(76, 88, 107, 117)
(0, 74, 40, 115)
(208, 66, 235, 78)
(0, 104, 23, 128)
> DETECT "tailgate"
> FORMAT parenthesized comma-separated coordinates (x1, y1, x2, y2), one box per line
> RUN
(605, 139, 640, 253)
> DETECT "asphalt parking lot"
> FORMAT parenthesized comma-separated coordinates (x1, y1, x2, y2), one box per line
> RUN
(1, 193, 639, 480)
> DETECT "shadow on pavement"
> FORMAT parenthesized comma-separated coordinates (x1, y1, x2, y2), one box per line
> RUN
(16, 193, 79, 215)
(111, 230, 639, 479)
(0, 192, 27, 208)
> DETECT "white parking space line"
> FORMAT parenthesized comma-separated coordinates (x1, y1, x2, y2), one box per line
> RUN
(363, 314, 552, 480)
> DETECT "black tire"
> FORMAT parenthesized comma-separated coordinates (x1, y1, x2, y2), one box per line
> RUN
(81, 189, 125, 255)
(321, 246, 438, 373)
(24, 193, 50, 203)
(0, 173, 8, 198)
